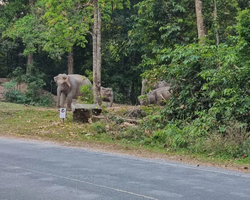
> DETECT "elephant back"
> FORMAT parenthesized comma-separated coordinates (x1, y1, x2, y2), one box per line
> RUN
(69, 74, 92, 86)
(68, 74, 92, 98)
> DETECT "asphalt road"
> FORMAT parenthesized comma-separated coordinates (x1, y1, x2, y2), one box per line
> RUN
(0, 138, 249, 200)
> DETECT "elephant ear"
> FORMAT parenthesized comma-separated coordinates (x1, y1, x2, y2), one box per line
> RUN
(65, 76, 71, 87)
(54, 76, 58, 83)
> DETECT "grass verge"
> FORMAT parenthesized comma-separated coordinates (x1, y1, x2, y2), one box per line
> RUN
(0, 102, 249, 173)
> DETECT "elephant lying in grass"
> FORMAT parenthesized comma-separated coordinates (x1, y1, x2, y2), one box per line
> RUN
(139, 86, 171, 106)
(54, 74, 92, 110)
(101, 87, 114, 107)
(153, 80, 171, 90)
(141, 79, 170, 95)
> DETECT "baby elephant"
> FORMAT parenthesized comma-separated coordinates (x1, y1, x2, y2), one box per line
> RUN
(139, 86, 171, 106)
(101, 87, 114, 107)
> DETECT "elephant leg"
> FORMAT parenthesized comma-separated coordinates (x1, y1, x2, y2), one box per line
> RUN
(67, 95, 73, 111)
(56, 97, 60, 108)
(109, 98, 113, 107)
(147, 92, 156, 105)
(60, 93, 66, 108)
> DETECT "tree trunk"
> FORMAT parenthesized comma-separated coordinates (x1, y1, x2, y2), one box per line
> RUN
(26, 0, 35, 74)
(195, 0, 205, 41)
(214, 0, 219, 45)
(26, 54, 33, 74)
(93, 0, 99, 104)
(68, 46, 74, 74)
(93, 0, 101, 105)
(96, 3, 102, 105)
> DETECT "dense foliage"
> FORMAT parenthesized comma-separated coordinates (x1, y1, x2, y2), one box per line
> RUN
(1, 0, 250, 159)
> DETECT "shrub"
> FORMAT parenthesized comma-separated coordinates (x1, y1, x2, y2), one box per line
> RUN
(187, 120, 250, 159)
(91, 122, 106, 134)
(38, 93, 54, 107)
(4, 67, 53, 107)
(3, 81, 26, 103)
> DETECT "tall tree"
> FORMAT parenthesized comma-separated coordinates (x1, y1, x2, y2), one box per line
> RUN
(0, 0, 32, 77)
(3, 1, 44, 75)
(41, 0, 90, 74)
(68, 46, 74, 74)
(92, 0, 102, 104)
(27, 0, 35, 74)
(195, 0, 205, 41)
(86, 0, 130, 105)
(213, 0, 219, 45)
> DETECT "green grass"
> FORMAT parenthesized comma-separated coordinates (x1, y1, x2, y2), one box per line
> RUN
(0, 102, 136, 146)
(0, 102, 249, 171)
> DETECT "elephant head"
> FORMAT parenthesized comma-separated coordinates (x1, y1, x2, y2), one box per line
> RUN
(54, 74, 71, 91)
(101, 87, 114, 107)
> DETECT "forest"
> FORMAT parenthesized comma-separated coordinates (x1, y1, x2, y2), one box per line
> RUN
(1, 0, 250, 160)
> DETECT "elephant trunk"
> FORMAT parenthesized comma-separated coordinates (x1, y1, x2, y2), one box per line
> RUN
(56, 86, 61, 108)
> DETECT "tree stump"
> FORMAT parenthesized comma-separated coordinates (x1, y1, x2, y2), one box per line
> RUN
(71, 103, 102, 123)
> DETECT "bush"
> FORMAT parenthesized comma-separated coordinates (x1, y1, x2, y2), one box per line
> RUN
(152, 124, 186, 149)
(4, 67, 53, 107)
(192, 121, 250, 158)
(38, 93, 54, 107)
(139, 35, 250, 158)
(137, 112, 250, 159)
(3, 81, 26, 103)
(91, 122, 106, 134)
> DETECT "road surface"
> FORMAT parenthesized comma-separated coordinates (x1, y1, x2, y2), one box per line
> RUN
(0, 138, 249, 200)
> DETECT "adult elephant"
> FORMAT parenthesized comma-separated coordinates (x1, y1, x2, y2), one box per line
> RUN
(141, 79, 171, 95)
(54, 74, 92, 110)
(139, 86, 172, 106)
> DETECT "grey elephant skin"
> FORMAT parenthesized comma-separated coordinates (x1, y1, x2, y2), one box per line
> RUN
(153, 80, 171, 90)
(141, 79, 170, 95)
(140, 86, 171, 105)
(54, 74, 92, 110)
(101, 87, 114, 107)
